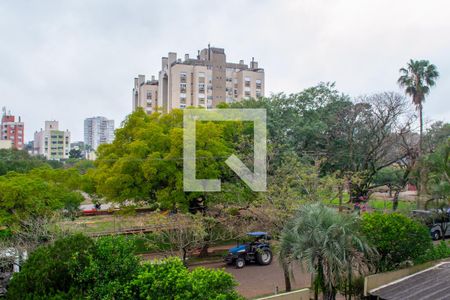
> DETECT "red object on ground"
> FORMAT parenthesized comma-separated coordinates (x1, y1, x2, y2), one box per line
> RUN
(82, 209, 97, 216)
(407, 184, 417, 191)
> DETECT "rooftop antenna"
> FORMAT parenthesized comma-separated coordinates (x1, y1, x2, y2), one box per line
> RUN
(1, 107, 5, 116)
(208, 43, 211, 60)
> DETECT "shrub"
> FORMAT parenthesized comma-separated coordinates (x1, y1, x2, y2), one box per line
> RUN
(7, 235, 140, 300)
(7, 234, 94, 299)
(361, 212, 432, 271)
(415, 241, 450, 265)
(126, 257, 242, 300)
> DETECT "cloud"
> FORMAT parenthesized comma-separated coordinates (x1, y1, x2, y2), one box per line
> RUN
(0, 0, 449, 141)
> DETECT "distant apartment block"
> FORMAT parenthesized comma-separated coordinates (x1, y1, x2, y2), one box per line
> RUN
(33, 121, 71, 160)
(1, 107, 24, 150)
(84, 116, 115, 151)
(133, 45, 265, 113)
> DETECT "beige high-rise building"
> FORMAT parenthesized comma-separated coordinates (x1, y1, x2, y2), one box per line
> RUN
(132, 46, 264, 113)
(33, 121, 71, 160)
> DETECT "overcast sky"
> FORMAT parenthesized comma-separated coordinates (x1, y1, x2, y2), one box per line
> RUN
(1, 0, 449, 142)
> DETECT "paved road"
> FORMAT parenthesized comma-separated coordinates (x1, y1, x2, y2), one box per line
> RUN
(201, 257, 311, 299)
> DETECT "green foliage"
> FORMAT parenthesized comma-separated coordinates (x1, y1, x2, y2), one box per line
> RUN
(74, 235, 141, 299)
(398, 59, 439, 107)
(361, 212, 432, 271)
(0, 167, 84, 229)
(424, 138, 450, 199)
(0, 149, 48, 175)
(373, 167, 405, 189)
(7, 234, 94, 299)
(423, 122, 450, 153)
(7, 234, 141, 300)
(126, 257, 242, 300)
(88, 108, 255, 210)
(232, 86, 412, 202)
(68, 148, 83, 159)
(280, 203, 374, 299)
(414, 241, 450, 264)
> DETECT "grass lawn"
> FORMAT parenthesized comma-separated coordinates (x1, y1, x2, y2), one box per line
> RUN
(327, 193, 416, 213)
(58, 212, 173, 234)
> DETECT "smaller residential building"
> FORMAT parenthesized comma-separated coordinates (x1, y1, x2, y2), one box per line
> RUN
(84, 116, 115, 151)
(33, 121, 71, 160)
(1, 107, 24, 150)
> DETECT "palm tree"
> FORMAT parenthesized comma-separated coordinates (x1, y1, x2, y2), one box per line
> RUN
(279, 203, 375, 300)
(398, 59, 439, 155)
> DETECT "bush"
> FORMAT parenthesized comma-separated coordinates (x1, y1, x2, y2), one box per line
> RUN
(7, 234, 140, 300)
(75, 235, 141, 299)
(126, 257, 242, 300)
(7, 234, 94, 299)
(361, 212, 432, 271)
(415, 241, 450, 265)
(8, 236, 242, 300)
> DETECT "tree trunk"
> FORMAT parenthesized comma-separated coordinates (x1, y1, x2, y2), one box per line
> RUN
(182, 248, 188, 265)
(282, 260, 291, 292)
(338, 184, 343, 212)
(417, 102, 424, 206)
(198, 243, 209, 258)
(419, 102, 423, 157)
(393, 190, 400, 211)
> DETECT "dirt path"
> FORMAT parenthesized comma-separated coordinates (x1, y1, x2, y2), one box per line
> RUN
(198, 256, 310, 299)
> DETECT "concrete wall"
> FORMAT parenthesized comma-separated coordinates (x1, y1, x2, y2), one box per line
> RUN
(364, 261, 435, 296)
(257, 288, 311, 300)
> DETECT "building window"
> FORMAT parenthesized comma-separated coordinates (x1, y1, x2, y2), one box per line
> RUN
(198, 83, 205, 93)
(180, 72, 187, 83)
(180, 104, 186, 109)
(180, 83, 187, 93)
(147, 91, 152, 100)
(245, 77, 251, 87)
(256, 79, 262, 89)
(256, 90, 262, 97)
(180, 96, 186, 104)
(245, 91, 251, 97)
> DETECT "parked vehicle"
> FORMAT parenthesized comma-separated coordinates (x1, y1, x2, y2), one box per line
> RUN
(224, 232, 273, 268)
(412, 209, 450, 240)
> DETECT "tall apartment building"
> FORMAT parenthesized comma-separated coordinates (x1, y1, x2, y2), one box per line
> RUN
(1, 107, 25, 150)
(33, 121, 71, 160)
(84, 116, 115, 151)
(133, 45, 264, 113)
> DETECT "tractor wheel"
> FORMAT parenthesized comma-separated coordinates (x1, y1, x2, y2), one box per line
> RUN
(432, 230, 441, 240)
(235, 257, 246, 269)
(256, 249, 273, 265)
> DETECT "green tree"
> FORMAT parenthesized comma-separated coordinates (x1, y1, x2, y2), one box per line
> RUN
(0, 167, 84, 230)
(7, 234, 94, 299)
(0, 149, 48, 175)
(361, 212, 432, 271)
(7, 234, 141, 300)
(231, 87, 413, 203)
(74, 236, 141, 299)
(424, 138, 450, 201)
(125, 257, 242, 300)
(68, 148, 83, 159)
(423, 121, 450, 154)
(279, 203, 374, 300)
(398, 59, 439, 154)
(88, 108, 254, 211)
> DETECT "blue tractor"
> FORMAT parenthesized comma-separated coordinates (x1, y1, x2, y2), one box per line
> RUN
(224, 232, 273, 268)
